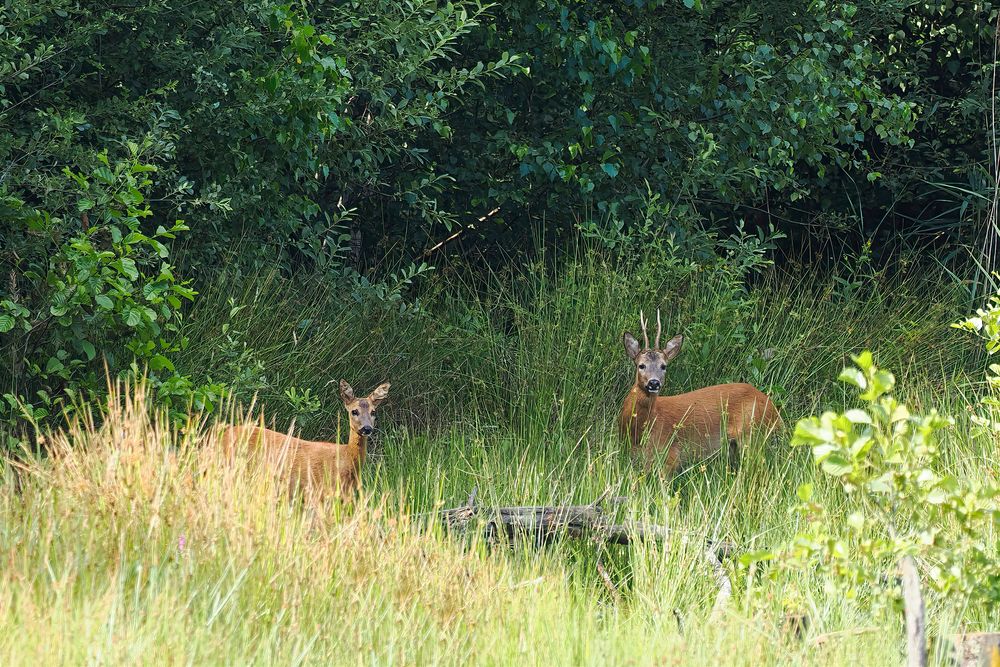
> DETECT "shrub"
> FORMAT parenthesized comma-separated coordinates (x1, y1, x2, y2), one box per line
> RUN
(746, 350, 1000, 614)
(0, 143, 221, 435)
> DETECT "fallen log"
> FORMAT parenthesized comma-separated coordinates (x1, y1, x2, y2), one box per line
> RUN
(438, 493, 735, 558)
(436, 489, 735, 613)
(440, 502, 735, 559)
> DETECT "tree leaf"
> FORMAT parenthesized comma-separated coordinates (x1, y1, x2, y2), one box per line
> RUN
(838, 367, 866, 390)
(844, 409, 872, 424)
(738, 550, 775, 566)
(820, 454, 854, 476)
(149, 354, 174, 372)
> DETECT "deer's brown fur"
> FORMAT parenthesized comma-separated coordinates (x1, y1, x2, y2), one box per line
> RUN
(222, 380, 389, 498)
(619, 311, 781, 473)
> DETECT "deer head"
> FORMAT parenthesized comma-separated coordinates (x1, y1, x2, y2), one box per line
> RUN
(623, 310, 682, 395)
(338, 380, 391, 437)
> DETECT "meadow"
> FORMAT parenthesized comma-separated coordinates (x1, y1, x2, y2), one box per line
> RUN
(2, 2, 995, 664)
(1, 247, 994, 666)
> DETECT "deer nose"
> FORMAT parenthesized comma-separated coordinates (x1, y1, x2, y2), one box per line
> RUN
(646, 379, 661, 392)
(359, 425, 373, 436)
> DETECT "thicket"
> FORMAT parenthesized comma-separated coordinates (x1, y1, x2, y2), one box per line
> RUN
(0, 1, 996, 432)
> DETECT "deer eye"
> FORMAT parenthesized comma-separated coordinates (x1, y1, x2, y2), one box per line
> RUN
(351, 409, 359, 416)
(638, 364, 646, 369)
(660, 364, 667, 370)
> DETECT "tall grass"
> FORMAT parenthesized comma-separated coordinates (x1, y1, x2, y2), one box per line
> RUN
(1, 250, 993, 665)
(177, 248, 976, 440)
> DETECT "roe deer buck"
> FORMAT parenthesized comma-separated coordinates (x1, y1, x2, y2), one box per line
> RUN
(619, 311, 781, 473)
(222, 380, 390, 498)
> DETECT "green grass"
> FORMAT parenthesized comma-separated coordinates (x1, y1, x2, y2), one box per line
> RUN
(1, 249, 995, 665)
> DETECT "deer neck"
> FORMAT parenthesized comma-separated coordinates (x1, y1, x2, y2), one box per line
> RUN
(621, 383, 659, 446)
(344, 429, 367, 471)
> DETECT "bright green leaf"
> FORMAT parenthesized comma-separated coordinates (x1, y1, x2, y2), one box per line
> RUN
(149, 354, 174, 372)
(820, 453, 853, 476)
(838, 367, 866, 390)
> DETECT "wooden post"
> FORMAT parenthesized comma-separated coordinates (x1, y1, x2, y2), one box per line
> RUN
(900, 556, 927, 667)
(953, 633, 1000, 667)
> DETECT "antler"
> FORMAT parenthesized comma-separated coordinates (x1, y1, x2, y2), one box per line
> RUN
(639, 310, 650, 350)
(655, 309, 662, 349)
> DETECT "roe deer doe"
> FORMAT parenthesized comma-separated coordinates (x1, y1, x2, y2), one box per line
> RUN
(222, 380, 390, 498)
(619, 311, 781, 473)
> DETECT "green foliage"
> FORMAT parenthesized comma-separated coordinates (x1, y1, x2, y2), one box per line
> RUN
(953, 291, 1000, 355)
(0, 0, 519, 271)
(0, 0, 510, 429)
(875, 2, 998, 240)
(748, 351, 1000, 613)
(340, 261, 436, 318)
(0, 144, 221, 431)
(284, 385, 322, 429)
(1, 0, 995, 436)
(442, 0, 923, 237)
(3, 0, 991, 270)
(953, 289, 1000, 434)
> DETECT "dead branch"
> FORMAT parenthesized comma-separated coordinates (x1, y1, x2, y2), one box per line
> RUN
(808, 626, 880, 647)
(596, 559, 622, 603)
(705, 546, 732, 619)
(437, 494, 736, 559)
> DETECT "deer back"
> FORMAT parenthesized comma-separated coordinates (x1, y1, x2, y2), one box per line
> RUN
(622, 383, 782, 468)
(222, 424, 362, 496)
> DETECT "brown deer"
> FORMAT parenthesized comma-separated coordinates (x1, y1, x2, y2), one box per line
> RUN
(222, 380, 390, 498)
(619, 311, 781, 473)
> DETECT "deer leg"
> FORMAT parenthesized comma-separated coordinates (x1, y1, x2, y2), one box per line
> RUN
(727, 439, 740, 472)
(663, 445, 683, 476)
(725, 409, 749, 472)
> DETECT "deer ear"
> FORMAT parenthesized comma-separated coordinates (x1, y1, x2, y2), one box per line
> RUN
(368, 382, 391, 407)
(623, 332, 641, 360)
(663, 335, 683, 362)
(339, 379, 355, 404)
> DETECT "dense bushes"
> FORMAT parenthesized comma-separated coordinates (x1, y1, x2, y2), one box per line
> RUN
(0, 1, 516, 267)
(441, 1, 917, 235)
(3, 2, 992, 266)
(1, 144, 222, 427)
